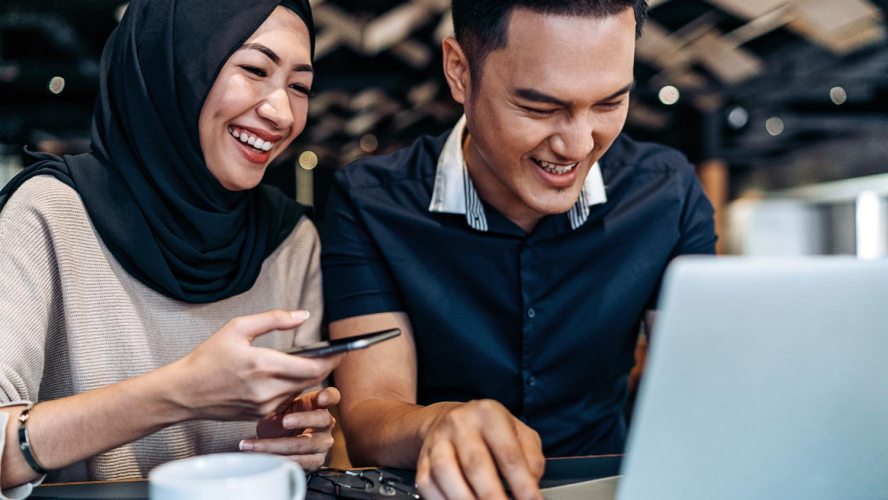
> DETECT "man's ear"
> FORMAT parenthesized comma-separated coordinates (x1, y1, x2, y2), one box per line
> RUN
(442, 37, 471, 105)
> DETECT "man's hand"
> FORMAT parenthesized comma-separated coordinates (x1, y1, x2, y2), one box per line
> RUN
(245, 387, 340, 471)
(415, 399, 545, 500)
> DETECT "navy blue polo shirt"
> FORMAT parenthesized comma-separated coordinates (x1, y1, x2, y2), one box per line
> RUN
(321, 124, 716, 457)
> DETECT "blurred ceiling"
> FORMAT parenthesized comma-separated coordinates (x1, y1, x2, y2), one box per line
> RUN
(1, 0, 887, 192)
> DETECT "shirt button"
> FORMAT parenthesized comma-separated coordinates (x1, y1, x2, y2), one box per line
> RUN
(526, 375, 537, 387)
(527, 308, 536, 319)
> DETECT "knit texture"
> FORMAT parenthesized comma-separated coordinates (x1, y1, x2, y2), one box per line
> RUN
(0, 176, 322, 483)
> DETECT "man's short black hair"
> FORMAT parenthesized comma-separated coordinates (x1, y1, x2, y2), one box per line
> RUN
(452, 0, 648, 91)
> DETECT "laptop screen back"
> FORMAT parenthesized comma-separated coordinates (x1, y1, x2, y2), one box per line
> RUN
(618, 257, 888, 500)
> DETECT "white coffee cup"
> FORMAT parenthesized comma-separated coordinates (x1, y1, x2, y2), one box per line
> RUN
(149, 453, 306, 500)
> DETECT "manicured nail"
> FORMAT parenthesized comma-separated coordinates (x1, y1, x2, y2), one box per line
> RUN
(290, 310, 310, 321)
(239, 440, 254, 452)
(282, 415, 297, 429)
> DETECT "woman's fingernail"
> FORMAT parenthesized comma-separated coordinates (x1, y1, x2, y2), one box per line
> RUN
(239, 440, 254, 452)
(290, 310, 310, 321)
(282, 415, 298, 429)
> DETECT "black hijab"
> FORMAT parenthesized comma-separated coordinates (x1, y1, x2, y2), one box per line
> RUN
(0, 0, 316, 303)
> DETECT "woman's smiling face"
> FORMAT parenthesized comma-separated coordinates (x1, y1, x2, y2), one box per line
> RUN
(198, 6, 313, 191)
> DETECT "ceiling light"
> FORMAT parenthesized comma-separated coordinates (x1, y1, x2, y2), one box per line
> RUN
(727, 106, 749, 129)
(765, 117, 784, 136)
(829, 87, 847, 105)
(359, 134, 379, 153)
(658, 85, 680, 106)
(298, 151, 318, 170)
(48, 76, 65, 94)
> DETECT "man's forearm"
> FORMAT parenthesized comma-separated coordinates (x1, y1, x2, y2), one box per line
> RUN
(343, 398, 463, 468)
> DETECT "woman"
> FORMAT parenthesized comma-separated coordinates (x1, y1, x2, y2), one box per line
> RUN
(0, 0, 339, 495)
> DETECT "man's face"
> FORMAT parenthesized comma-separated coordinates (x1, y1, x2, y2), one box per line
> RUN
(456, 8, 636, 228)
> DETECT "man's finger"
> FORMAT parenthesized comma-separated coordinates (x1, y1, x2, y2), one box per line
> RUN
(454, 434, 509, 500)
(516, 424, 546, 479)
(415, 460, 446, 500)
(426, 441, 476, 500)
(482, 413, 542, 500)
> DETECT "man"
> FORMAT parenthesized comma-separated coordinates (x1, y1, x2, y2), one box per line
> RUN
(321, 1, 716, 498)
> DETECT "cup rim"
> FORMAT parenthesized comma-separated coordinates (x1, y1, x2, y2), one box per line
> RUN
(149, 452, 301, 489)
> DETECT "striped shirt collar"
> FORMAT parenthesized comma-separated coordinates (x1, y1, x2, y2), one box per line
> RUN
(428, 115, 608, 232)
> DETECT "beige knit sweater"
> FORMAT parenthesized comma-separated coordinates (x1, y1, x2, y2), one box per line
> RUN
(0, 176, 322, 486)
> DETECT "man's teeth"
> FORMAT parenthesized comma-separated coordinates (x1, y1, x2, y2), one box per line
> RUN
(536, 159, 578, 175)
(228, 127, 274, 152)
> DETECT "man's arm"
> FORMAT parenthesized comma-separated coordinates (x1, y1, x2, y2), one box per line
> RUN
(331, 312, 544, 500)
(329, 312, 427, 467)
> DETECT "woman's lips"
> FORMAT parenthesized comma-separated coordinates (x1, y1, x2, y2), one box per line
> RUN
(230, 132, 271, 165)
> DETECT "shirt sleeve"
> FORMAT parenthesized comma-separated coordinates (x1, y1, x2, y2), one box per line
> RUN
(646, 166, 717, 312)
(320, 175, 405, 323)
(671, 169, 718, 258)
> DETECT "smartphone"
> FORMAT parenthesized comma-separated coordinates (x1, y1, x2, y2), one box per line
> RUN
(286, 328, 401, 357)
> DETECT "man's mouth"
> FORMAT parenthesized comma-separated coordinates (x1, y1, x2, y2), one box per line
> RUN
(228, 126, 277, 152)
(532, 158, 579, 175)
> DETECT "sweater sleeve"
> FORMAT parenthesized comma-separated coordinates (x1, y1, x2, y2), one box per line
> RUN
(0, 179, 59, 405)
(0, 178, 61, 496)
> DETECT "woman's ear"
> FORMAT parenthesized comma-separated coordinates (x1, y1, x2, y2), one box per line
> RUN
(442, 37, 471, 105)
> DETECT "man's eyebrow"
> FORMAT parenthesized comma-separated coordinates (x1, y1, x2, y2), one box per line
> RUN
(239, 43, 313, 73)
(602, 80, 636, 101)
(513, 80, 637, 106)
(513, 88, 568, 107)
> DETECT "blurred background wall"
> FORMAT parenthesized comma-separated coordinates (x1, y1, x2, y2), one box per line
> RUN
(2, 0, 887, 256)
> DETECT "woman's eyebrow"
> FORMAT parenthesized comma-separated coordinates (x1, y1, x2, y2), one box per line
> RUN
(240, 43, 313, 73)
(241, 43, 281, 64)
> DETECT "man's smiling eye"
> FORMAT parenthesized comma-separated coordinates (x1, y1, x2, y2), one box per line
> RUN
(241, 66, 267, 77)
(522, 106, 558, 116)
(598, 100, 625, 110)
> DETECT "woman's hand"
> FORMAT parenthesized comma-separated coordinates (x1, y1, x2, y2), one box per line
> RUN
(246, 387, 340, 471)
(165, 310, 343, 421)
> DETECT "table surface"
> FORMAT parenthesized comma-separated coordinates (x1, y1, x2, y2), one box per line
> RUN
(30, 455, 623, 499)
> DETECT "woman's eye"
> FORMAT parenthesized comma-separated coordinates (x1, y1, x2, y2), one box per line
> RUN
(290, 84, 311, 96)
(241, 66, 267, 77)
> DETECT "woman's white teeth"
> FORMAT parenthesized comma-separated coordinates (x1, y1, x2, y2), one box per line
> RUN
(228, 127, 274, 152)
(537, 159, 578, 175)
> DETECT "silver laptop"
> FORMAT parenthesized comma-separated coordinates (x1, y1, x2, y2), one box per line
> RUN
(615, 257, 888, 500)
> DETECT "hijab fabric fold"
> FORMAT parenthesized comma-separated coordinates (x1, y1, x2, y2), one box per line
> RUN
(0, 0, 316, 303)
